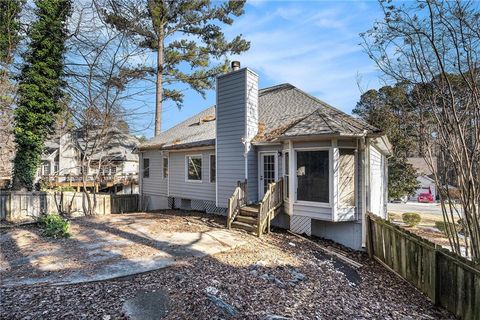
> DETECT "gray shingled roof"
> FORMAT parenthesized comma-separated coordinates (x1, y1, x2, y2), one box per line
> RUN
(139, 83, 380, 150)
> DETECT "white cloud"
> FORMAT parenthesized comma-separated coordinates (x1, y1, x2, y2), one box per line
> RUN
(224, 1, 382, 112)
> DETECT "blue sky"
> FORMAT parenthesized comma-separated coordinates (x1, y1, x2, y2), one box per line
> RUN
(133, 0, 386, 138)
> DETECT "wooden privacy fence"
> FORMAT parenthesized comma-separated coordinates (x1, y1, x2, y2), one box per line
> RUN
(366, 212, 480, 320)
(0, 192, 140, 221)
(111, 194, 139, 214)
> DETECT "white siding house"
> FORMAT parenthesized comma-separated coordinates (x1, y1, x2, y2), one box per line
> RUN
(139, 62, 391, 250)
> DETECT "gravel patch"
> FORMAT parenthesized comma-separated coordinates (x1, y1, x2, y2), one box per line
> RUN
(0, 213, 453, 319)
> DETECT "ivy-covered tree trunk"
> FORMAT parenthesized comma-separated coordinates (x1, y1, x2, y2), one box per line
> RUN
(12, 0, 71, 190)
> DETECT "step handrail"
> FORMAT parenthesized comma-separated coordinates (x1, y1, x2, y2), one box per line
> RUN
(227, 179, 247, 229)
(257, 178, 283, 236)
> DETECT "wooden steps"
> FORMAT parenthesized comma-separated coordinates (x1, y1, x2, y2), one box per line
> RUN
(231, 220, 255, 232)
(230, 204, 259, 233)
(240, 205, 260, 217)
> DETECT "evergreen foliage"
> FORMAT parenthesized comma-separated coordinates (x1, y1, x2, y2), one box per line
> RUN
(103, 0, 250, 135)
(354, 84, 419, 199)
(12, 0, 71, 190)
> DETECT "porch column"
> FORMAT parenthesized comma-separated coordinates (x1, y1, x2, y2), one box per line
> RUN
(288, 140, 294, 215)
(332, 139, 339, 220)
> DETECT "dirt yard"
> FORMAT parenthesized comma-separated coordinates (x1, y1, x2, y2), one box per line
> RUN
(1, 211, 453, 319)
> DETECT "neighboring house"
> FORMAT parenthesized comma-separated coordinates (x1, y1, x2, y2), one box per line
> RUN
(407, 156, 436, 176)
(138, 63, 391, 250)
(411, 175, 436, 201)
(407, 157, 437, 201)
(39, 128, 140, 193)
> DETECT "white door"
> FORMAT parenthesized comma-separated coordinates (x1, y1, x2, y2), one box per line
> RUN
(258, 153, 277, 199)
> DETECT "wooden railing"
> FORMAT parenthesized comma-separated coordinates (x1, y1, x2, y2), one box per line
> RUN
(257, 178, 283, 237)
(227, 180, 247, 229)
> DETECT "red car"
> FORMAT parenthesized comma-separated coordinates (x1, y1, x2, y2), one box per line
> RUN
(418, 192, 434, 203)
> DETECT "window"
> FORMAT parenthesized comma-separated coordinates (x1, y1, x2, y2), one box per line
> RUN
(284, 152, 289, 200)
(296, 150, 329, 203)
(54, 162, 59, 173)
(111, 166, 117, 175)
(339, 149, 355, 207)
(143, 158, 150, 178)
(163, 157, 168, 179)
(210, 154, 216, 183)
(42, 162, 50, 176)
(186, 155, 202, 181)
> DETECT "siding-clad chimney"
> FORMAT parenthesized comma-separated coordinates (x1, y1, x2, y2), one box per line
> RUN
(216, 65, 259, 208)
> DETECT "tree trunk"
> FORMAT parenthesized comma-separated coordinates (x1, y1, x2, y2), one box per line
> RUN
(154, 33, 164, 136)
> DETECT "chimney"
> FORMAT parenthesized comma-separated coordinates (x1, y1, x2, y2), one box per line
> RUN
(216, 65, 259, 207)
(231, 61, 241, 71)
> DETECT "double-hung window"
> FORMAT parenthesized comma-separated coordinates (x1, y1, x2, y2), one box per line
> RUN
(209, 155, 216, 183)
(339, 149, 355, 207)
(163, 157, 168, 179)
(296, 150, 329, 203)
(186, 155, 202, 182)
(143, 158, 150, 178)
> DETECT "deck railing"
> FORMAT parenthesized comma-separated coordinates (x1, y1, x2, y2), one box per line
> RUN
(227, 180, 247, 229)
(257, 178, 283, 237)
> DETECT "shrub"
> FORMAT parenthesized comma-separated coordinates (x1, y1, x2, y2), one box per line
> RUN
(435, 221, 462, 235)
(402, 212, 421, 227)
(38, 214, 71, 238)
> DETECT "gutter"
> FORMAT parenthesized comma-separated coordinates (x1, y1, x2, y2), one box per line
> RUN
(138, 139, 215, 152)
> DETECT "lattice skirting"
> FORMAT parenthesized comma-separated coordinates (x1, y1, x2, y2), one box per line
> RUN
(191, 199, 205, 211)
(167, 197, 225, 214)
(290, 215, 312, 236)
(168, 197, 174, 209)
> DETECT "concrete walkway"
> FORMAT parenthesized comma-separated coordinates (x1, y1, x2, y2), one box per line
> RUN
(0, 213, 246, 287)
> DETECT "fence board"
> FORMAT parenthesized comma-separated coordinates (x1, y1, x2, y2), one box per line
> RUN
(367, 212, 480, 320)
(111, 194, 139, 214)
(0, 192, 140, 220)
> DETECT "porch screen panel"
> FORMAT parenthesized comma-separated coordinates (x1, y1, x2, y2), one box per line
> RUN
(296, 150, 329, 203)
(339, 149, 355, 206)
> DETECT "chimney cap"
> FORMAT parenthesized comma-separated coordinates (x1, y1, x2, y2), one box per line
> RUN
(231, 61, 241, 71)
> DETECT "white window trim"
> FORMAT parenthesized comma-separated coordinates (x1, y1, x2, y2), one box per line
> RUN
(294, 147, 332, 207)
(185, 154, 203, 183)
(162, 156, 168, 180)
(209, 154, 216, 184)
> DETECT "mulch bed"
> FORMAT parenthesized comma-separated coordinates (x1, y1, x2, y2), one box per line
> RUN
(0, 211, 453, 319)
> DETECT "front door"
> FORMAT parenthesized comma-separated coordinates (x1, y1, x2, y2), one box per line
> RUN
(258, 153, 277, 199)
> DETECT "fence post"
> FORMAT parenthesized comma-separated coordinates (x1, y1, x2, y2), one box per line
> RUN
(431, 244, 440, 305)
(366, 213, 374, 258)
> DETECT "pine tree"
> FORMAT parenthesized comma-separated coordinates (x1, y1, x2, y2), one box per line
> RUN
(103, 0, 250, 135)
(12, 0, 71, 190)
